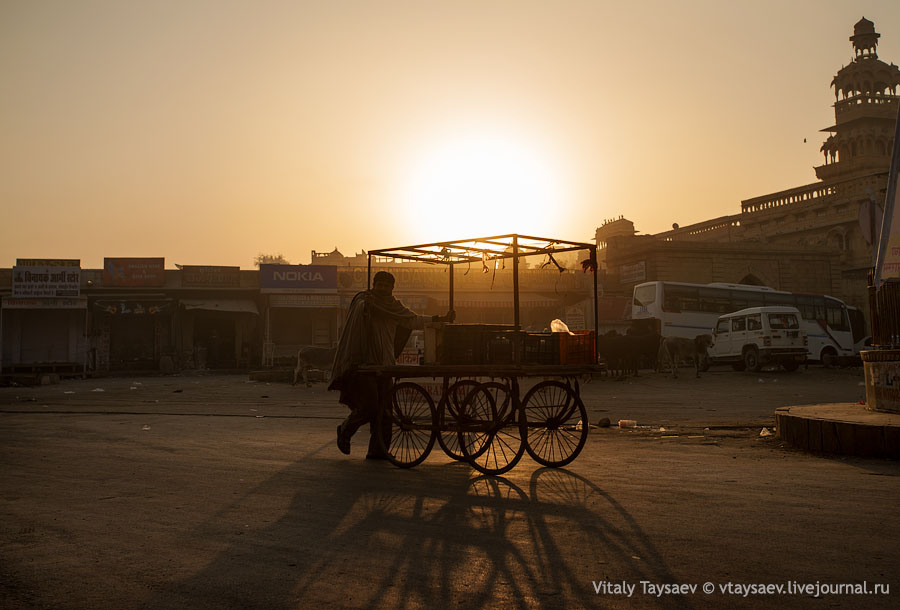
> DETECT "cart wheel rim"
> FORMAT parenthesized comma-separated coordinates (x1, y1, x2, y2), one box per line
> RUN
(378, 382, 436, 468)
(522, 380, 588, 468)
(457, 384, 525, 475)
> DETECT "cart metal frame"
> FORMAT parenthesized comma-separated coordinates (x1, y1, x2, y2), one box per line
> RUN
(361, 234, 601, 474)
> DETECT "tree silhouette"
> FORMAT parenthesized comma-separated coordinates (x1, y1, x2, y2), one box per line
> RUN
(254, 253, 290, 267)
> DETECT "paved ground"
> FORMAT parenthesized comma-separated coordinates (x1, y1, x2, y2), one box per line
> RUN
(1, 366, 897, 609)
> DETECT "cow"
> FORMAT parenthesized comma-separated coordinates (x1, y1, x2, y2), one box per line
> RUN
(625, 327, 662, 375)
(659, 334, 713, 379)
(597, 331, 631, 377)
(292, 346, 337, 386)
(598, 329, 662, 378)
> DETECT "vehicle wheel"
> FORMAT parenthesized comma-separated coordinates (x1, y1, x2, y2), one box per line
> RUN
(522, 380, 588, 468)
(743, 347, 761, 372)
(782, 360, 800, 372)
(457, 384, 525, 476)
(438, 380, 510, 461)
(377, 382, 436, 468)
(821, 347, 838, 368)
(436, 379, 478, 461)
(731, 361, 746, 372)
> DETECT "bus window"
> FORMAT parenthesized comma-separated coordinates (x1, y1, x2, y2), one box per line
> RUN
(764, 292, 794, 307)
(700, 287, 731, 313)
(732, 317, 746, 332)
(735, 291, 766, 308)
(814, 297, 826, 321)
(747, 314, 762, 330)
(826, 305, 849, 332)
(794, 295, 817, 320)
(847, 307, 867, 343)
(633, 284, 657, 308)
(664, 285, 700, 312)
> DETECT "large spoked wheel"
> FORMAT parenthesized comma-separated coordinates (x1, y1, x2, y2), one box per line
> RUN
(377, 382, 436, 468)
(457, 384, 525, 476)
(522, 380, 588, 468)
(437, 379, 479, 461)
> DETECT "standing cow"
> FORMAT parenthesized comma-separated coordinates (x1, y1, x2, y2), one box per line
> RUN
(659, 334, 713, 379)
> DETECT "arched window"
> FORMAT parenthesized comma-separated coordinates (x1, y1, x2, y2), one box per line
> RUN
(738, 274, 765, 286)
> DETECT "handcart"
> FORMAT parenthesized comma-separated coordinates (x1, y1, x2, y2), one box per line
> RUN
(359, 234, 603, 475)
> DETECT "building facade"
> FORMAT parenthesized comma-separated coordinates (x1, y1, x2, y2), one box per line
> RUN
(1, 257, 595, 376)
(598, 18, 900, 322)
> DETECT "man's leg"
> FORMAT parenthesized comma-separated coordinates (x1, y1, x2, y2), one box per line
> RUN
(336, 376, 379, 454)
(366, 378, 393, 458)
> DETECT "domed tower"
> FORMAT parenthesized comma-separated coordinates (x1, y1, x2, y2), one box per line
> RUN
(816, 17, 900, 181)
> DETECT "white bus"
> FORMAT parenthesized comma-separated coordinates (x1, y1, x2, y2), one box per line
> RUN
(631, 281, 855, 364)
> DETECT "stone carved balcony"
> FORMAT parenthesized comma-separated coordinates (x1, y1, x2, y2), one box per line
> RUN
(814, 155, 891, 181)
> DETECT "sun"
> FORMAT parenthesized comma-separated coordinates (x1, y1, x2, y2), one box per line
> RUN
(400, 134, 566, 241)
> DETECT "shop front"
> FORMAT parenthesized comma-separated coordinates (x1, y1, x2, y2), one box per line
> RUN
(2, 259, 87, 375)
(92, 299, 173, 371)
(1, 297, 88, 374)
(179, 299, 259, 369)
(91, 258, 173, 371)
(174, 265, 261, 369)
(260, 264, 338, 366)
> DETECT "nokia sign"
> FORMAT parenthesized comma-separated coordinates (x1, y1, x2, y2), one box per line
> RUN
(259, 264, 337, 291)
(274, 270, 325, 282)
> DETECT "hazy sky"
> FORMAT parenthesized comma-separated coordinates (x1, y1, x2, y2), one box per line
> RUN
(2, 0, 899, 269)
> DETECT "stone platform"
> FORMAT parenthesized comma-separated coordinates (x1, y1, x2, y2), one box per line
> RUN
(775, 403, 900, 459)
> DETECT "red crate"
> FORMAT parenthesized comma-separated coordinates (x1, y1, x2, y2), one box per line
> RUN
(559, 330, 596, 365)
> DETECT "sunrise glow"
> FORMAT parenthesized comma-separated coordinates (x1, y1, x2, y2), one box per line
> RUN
(401, 134, 567, 241)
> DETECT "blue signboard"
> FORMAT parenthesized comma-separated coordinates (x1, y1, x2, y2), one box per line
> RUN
(259, 264, 337, 292)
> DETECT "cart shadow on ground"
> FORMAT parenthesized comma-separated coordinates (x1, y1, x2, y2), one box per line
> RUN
(140, 453, 688, 610)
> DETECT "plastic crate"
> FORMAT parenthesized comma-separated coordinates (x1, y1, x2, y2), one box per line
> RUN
(441, 328, 482, 364)
(439, 324, 517, 364)
(483, 330, 517, 364)
(522, 333, 560, 365)
(559, 330, 596, 365)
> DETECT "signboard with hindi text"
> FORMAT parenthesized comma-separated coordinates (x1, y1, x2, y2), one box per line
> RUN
(16, 258, 79, 267)
(12, 265, 81, 297)
(2, 296, 87, 309)
(180, 265, 241, 288)
(103, 258, 165, 287)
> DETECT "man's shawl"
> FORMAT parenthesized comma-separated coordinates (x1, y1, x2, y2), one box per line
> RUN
(328, 290, 417, 394)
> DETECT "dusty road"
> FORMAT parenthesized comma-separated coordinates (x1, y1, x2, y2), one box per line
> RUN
(1, 367, 897, 609)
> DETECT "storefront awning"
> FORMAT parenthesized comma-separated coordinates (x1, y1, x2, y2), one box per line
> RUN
(180, 299, 259, 314)
(269, 293, 339, 308)
(93, 299, 173, 315)
(2, 296, 87, 309)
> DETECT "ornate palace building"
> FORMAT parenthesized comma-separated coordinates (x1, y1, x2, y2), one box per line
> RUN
(598, 17, 900, 322)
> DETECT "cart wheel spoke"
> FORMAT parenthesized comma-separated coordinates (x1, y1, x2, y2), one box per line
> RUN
(458, 383, 524, 476)
(437, 379, 480, 461)
(522, 380, 588, 468)
(378, 382, 436, 468)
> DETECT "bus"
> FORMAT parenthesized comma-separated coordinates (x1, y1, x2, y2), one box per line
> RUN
(631, 281, 856, 364)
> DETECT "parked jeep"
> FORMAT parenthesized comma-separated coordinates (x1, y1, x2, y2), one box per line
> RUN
(709, 306, 808, 372)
